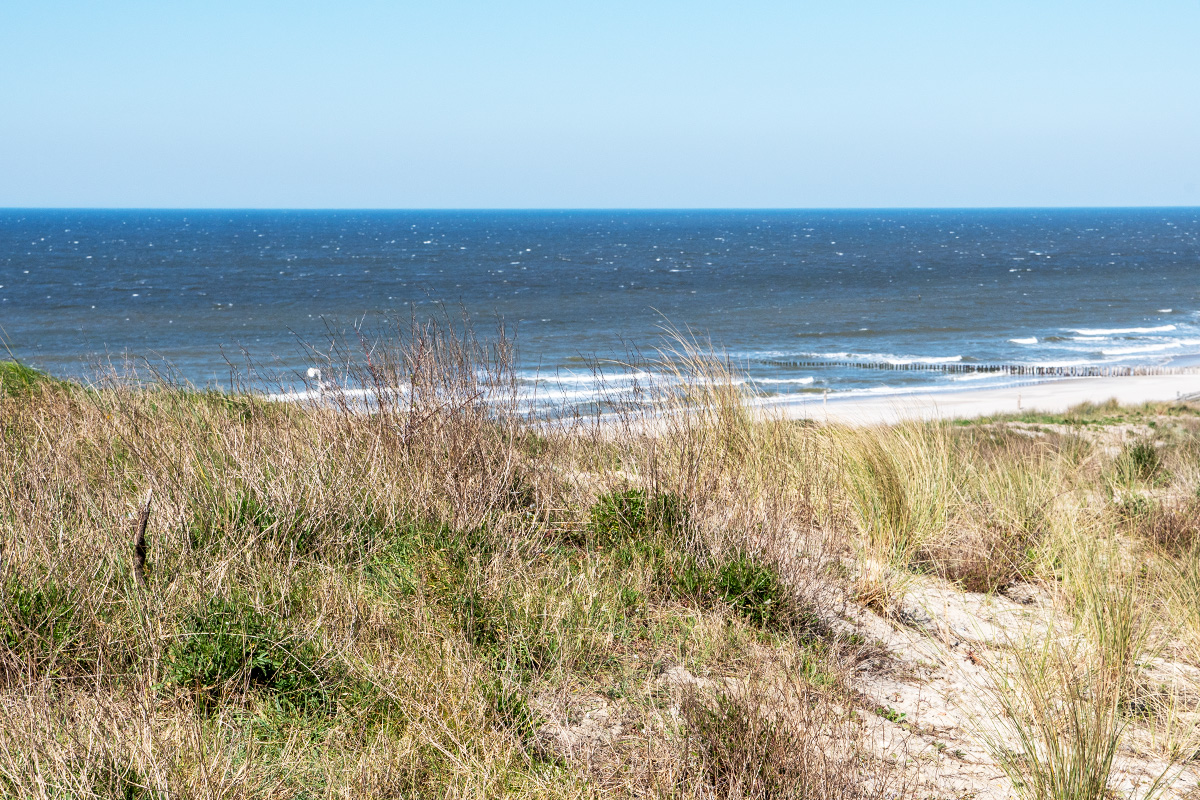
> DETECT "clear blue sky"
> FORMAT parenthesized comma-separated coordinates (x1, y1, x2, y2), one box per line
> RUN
(2, 1, 1197, 208)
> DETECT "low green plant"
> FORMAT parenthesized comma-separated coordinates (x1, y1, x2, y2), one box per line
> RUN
(588, 490, 809, 633)
(87, 759, 165, 800)
(452, 588, 562, 677)
(424, 523, 498, 582)
(874, 706, 907, 725)
(587, 488, 688, 549)
(958, 398, 1200, 427)
(707, 554, 794, 631)
(164, 596, 341, 713)
(482, 673, 540, 742)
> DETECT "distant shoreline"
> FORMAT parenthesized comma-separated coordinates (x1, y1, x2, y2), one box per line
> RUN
(769, 373, 1200, 426)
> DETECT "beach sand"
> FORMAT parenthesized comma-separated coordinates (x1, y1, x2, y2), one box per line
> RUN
(770, 373, 1200, 426)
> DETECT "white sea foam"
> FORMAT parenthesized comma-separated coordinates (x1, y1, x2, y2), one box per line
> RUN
(522, 385, 642, 403)
(949, 372, 1007, 382)
(804, 352, 963, 365)
(1100, 343, 1180, 355)
(267, 387, 388, 403)
(1008, 359, 1096, 368)
(755, 376, 815, 385)
(1009, 337, 1038, 344)
(1100, 338, 1200, 356)
(1068, 324, 1176, 336)
(531, 370, 654, 386)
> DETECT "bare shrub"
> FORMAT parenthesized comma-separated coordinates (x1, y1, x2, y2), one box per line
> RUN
(679, 673, 906, 800)
(1121, 497, 1200, 554)
(918, 516, 1031, 594)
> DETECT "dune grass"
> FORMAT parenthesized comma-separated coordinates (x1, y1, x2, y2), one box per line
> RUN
(2, 334, 1199, 798)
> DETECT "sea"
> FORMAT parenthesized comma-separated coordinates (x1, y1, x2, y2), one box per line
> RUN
(2, 208, 1199, 412)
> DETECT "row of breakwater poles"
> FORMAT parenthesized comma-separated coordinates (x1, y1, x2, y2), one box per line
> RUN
(756, 359, 1200, 378)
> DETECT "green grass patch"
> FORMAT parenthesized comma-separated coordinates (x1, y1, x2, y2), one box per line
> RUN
(188, 489, 319, 554)
(1112, 438, 1168, 486)
(0, 578, 97, 680)
(588, 489, 816, 635)
(164, 596, 347, 714)
(0, 361, 63, 398)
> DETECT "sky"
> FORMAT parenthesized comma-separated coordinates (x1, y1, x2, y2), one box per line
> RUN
(1, 1, 1198, 209)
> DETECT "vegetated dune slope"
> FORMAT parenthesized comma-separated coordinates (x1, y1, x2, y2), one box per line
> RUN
(3, 351, 1200, 799)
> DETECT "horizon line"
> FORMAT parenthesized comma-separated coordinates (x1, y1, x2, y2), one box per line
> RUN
(2, 204, 1199, 213)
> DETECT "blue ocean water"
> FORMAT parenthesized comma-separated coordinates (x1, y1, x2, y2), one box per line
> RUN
(2, 208, 1198, 407)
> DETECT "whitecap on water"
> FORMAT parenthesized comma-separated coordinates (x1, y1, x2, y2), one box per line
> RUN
(1068, 324, 1176, 336)
(804, 351, 963, 365)
(755, 376, 815, 385)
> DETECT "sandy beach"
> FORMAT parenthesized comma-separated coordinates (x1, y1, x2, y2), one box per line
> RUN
(771, 373, 1200, 426)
